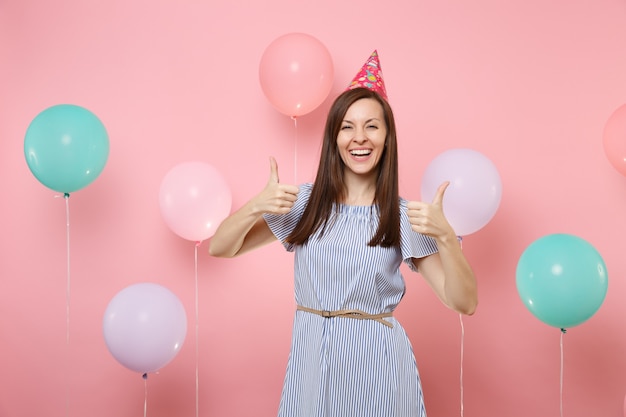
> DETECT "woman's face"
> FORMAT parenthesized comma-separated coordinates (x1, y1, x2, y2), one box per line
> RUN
(336, 98, 387, 178)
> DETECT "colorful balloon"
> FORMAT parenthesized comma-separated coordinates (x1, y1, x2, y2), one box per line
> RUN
(420, 148, 502, 237)
(103, 283, 187, 374)
(516, 234, 608, 329)
(603, 103, 626, 177)
(159, 161, 232, 242)
(24, 104, 109, 193)
(259, 32, 334, 117)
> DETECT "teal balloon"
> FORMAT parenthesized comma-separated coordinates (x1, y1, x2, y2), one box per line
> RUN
(24, 104, 110, 193)
(516, 233, 608, 329)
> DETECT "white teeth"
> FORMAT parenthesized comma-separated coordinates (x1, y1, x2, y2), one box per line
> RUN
(350, 149, 371, 156)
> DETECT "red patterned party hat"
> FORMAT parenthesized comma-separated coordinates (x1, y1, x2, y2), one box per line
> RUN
(347, 50, 388, 100)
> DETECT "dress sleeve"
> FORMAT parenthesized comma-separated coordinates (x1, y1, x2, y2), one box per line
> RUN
(263, 183, 312, 252)
(399, 198, 439, 272)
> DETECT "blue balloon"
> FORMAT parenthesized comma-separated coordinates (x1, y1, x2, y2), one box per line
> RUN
(516, 233, 608, 329)
(24, 104, 109, 193)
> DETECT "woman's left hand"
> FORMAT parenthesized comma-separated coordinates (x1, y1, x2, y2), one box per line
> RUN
(406, 181, 456, 241)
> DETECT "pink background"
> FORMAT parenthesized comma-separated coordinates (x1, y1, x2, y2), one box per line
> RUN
(2, 0, 626, 416)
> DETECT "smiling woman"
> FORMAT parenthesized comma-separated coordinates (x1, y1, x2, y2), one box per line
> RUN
(3, 0, 626, 416)
(209, 52, 477, 417)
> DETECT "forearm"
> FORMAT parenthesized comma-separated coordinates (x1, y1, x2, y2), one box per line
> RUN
(436, 233, 478, 315)
(208, 200, 265, 258)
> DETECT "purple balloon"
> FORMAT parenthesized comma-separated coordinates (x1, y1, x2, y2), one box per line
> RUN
(103, 283, 187, 374)
(420, 148, 502, 237)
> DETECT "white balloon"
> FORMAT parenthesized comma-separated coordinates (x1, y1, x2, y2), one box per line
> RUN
(421, 148, 502, 237)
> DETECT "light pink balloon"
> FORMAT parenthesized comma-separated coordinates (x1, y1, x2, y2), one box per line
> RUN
(102, 283, 187, 374)
(259, 32, 334, 117)
(603, 103, 626, 177)
(159, 162, 232, 242)
(420, 148, 502, 237)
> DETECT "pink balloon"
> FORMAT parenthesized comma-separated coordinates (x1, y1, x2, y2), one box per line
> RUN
(420, 148, 502, 237)
(159, 162, 232, 242)
(102, 283, 187, 374)
(259, 32, 334, 117)
(603, 103, 626, 177)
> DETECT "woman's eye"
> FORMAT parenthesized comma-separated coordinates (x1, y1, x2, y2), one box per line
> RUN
(367, 124, 378, 129)
(341, 125, 352, 130)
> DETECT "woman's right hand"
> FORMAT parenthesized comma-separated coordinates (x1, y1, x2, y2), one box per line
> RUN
(208, 157, 298, 257)
(252, 157, 299, 216)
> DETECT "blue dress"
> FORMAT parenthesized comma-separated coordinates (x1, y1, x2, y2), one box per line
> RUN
(264, 183, 438, 417)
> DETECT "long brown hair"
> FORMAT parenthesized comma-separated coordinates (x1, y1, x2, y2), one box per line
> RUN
(286, 87, 400, 247)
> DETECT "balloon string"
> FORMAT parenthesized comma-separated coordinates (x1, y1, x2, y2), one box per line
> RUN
(459, 313, 465, 417)
(194, 242, 200, 417)
(560, 328, 566, 417)
(291, 116, 298, 184)
(457, 235, 464, 417)
(143, 373, 148, 417)
(62, 193, 71, 417)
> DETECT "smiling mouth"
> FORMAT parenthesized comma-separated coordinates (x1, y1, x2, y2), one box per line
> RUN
(350, 149, 372, 156)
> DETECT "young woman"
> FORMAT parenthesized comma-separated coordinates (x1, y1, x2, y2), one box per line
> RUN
(209, 86, 477, 416)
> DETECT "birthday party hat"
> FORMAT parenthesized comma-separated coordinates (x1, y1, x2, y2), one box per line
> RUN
(347, 50, 388, 100)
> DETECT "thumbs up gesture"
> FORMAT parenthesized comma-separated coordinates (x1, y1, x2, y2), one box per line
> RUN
(253, 157, 300, 215)
(406, 182, 455, 239)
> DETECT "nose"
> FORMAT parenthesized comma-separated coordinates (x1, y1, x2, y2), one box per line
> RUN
(353, 127, 367, 143)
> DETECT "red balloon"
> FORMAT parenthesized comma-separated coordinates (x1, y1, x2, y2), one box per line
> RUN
(259, 33, 334, 117)
(603, 103, 626, 177)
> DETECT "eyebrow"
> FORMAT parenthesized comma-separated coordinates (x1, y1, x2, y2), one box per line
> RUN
(342, 118, 381, 125)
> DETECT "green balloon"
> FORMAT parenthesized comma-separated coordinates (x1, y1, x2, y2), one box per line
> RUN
(24, 104, 109, 193)
(516, 233, 608, 329)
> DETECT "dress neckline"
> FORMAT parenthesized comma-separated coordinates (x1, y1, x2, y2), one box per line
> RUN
(336, 203, 378, 215)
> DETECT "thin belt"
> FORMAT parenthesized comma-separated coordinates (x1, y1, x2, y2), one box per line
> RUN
(296, 305, 394, 328)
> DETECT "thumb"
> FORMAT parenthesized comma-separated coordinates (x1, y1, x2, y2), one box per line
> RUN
(268, 156, 280, 183)
(432, 181, 450, 206)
